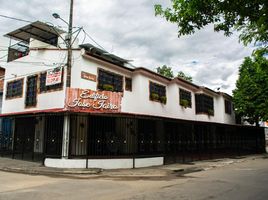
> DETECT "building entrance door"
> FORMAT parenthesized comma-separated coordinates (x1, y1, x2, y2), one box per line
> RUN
(44, 115, 63, 157)
(13, 117, 36, 160)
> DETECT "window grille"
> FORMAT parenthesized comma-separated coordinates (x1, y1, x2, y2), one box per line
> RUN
(225, 100, 232, 114)
(179, 88, 192, 108)
(25, 75, 37, 107)
(125, 77, 132, 91)
(195, 94, 214, 115)
(149, 81, 166, 103)
(6, 79, 23, 99)
(98, 68, 123, 92)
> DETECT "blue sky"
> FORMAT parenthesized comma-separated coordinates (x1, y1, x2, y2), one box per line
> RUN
(0, 0, 255, 95)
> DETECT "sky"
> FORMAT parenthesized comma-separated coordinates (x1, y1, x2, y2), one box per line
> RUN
(0, 0, 255, 95)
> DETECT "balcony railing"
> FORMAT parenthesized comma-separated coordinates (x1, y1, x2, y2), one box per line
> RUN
(7, 43, 29, 62)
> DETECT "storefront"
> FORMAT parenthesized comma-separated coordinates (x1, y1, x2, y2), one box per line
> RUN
(0, 87, 265, 168)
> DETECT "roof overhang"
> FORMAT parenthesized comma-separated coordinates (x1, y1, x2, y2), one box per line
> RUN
(80, 43, 135, 70)
(4, 21, 65, 45)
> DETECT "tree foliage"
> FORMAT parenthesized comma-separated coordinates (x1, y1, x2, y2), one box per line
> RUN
(177, 71, 193, 82)
(233, 54, 268, 126)
(155, 0, 268, 48)
(156, 65, 174, 78)
(156, 65, 193, 82)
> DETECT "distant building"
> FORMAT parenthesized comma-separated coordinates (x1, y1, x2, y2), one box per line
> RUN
(0, 22, 265, 169)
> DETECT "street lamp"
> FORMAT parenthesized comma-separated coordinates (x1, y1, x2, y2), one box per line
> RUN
(52, 13, 69, 27)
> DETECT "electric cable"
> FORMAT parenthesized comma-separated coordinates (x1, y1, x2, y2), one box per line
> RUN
(82, 28, 106, 51)
(0, 14, 33, 23)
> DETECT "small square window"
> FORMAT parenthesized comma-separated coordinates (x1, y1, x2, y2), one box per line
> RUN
(149, 81, 167, 104)
(6, 79, 23, 99)
(179, 88, 192, 108)
(98, 68, 123, 92)
(125, 77, 132, 91)
(225, 100, 232, 114)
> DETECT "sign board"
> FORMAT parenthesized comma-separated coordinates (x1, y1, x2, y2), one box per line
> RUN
(65, 88, 122, 113)
(46, 67, 62, 86)
(81, 71, 96, 82)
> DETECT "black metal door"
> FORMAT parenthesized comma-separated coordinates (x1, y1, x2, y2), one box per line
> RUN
(44, 115, 63, 157)
(13, 117, 35, 160)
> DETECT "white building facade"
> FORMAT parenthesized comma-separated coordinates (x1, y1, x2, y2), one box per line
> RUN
(0, 22, 265, 169)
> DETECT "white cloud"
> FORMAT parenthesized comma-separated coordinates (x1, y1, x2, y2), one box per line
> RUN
(0, 0, 254, 95)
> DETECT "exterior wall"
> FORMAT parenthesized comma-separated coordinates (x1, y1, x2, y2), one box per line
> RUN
(1, 37, 235, 124)
(44, 157, 164, 169)
(70, 54, 235, 124)
(222, 97, 236, 124)
(2, 41, 67, 114)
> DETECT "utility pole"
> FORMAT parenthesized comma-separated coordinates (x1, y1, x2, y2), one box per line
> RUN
(66, 0, 73, 87)
(62, 0, 73, 159)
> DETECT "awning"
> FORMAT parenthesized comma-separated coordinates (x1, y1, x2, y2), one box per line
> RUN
(4, 21, 65, 46)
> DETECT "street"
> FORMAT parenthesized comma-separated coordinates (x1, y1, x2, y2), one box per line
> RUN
(0, 157, 268, 200)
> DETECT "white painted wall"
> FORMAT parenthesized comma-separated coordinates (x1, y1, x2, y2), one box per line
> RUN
(2, 38, 235, 124)
(2, 40, 67, 114)
(45, 158, 87, 169)
(135, 157, 164, 168)
(44, 157, 164, 169)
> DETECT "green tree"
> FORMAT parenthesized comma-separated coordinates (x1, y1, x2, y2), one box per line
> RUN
(155, 0, 268, 48)
(233, 54, 268, 126)
(156, 65, 174, 78)
(177, 71, 193, 82)
(156, 65, 193, 82)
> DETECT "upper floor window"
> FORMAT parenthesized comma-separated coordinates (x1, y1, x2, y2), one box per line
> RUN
(39, 69, 63, 93)
(149, 81, 167, 104)
(98, 68, 123, 92)
(125, 77, 132, 91)
(6, 78, 23, 99)
(179, 88, 192, 108)
(225, 100, 232, 115)
(195, 94, 214, 115)
(25, 75, 37, 107)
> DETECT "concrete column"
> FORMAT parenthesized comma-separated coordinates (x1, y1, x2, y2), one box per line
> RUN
(62, 114, 70, 158)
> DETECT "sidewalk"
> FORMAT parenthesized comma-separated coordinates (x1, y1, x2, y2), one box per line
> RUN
(0, 155, 267, 179)
(0, 157, 101, 177)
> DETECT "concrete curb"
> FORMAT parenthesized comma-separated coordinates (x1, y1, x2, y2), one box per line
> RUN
(0, 166, 102, 176)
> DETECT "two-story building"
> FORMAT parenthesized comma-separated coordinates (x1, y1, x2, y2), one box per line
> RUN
(0, 22, 265, 169)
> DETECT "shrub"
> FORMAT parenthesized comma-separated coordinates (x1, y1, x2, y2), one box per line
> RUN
(160, 96, 167, 104)
(180, 99, 189, 108)
(150, 93, 159, 100)
(103, 84, 114, 91)
(208, 109, 214, 116)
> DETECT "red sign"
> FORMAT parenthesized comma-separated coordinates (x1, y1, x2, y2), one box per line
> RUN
(81, 71, 96, 82)
(65, 88, 122, 113)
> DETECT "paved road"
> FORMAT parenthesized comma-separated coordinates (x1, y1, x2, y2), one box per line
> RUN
(0, 157, 268, 200)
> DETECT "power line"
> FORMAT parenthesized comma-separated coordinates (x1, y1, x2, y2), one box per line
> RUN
(0, 60, 66, 66)
(0, 14, 33, 23)
(82, 28, 106, 51)
(0, 65, 67, 81)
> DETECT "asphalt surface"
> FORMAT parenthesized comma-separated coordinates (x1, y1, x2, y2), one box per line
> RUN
(0, 155, 258, 178)
(0, 155, 268, 199)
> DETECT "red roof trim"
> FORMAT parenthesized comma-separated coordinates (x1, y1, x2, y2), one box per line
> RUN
(0, 108, 66, 117)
